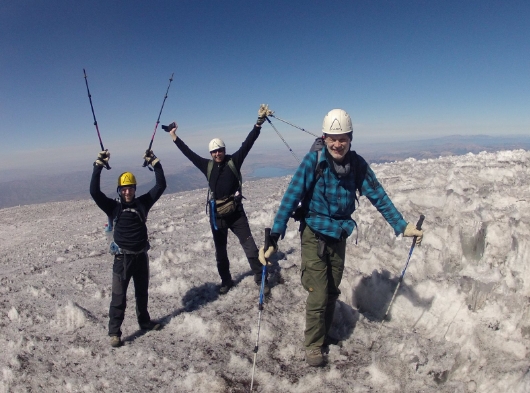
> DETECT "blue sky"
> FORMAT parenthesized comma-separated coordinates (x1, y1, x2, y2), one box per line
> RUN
(1, 1, 529, 176)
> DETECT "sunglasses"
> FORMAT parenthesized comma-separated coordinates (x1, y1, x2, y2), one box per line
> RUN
(210, 148, 225, 154)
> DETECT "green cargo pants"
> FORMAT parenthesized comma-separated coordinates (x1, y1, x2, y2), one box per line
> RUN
(300, 225, 346, 349)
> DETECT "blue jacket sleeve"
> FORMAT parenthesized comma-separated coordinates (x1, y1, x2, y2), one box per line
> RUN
(361, 165, 407, 235)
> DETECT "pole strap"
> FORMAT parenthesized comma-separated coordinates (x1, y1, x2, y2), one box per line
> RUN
(265, 117, 300, 163)
(269, 114, 320, 138)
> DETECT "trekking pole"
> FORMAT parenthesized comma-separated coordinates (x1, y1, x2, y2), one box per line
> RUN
(269, 114, 320, 138)
(250, 228, 270, 391)
(265, 117, 300, 163)
(83, 69, 110, 170)
(142, 72, 174, 170)
(369, 214, 425, 350)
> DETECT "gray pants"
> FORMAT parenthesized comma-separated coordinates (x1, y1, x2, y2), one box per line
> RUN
(211, 206, 262, 285)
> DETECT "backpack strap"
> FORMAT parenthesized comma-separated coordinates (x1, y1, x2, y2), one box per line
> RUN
(314, 149, 324, 183)
(113, 204, 146, 228)
(350, 150, 368, 199)
(205, 158, 242, 215)
(227, 158, 242, 193)
(207, 160, 214, 183)
(298, 150, 324, 211)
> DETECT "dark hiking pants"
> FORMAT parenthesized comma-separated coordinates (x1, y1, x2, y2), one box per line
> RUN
(300, 225, 346, 349)
(109, 252, 151, 337)
(211, 207, 262, 285)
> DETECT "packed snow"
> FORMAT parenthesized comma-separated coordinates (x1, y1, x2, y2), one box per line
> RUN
(1, 150, 529, 393)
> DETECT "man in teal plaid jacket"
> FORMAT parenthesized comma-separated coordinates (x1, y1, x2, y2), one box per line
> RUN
(261, 108, 424, 367)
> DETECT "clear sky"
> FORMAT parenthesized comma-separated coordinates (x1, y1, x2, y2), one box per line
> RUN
(1, 0, 529, 176)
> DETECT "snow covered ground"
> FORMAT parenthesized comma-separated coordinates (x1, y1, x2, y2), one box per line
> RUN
(1, 150, 529, 393)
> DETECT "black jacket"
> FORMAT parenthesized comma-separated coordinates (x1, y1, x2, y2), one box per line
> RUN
(174, 126, 260, 199)
(90, 162, 166, 251)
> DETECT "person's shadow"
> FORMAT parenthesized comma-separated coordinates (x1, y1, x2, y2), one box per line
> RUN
(352, 269, 434, 322)
(325, 300, 360, 349)
(122, 272, 256, 343)
(121, 281, 217, 343)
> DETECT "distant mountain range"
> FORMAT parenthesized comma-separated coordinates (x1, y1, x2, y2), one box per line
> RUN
(358, 134, 530, 163)
(1, 135, 529, 209)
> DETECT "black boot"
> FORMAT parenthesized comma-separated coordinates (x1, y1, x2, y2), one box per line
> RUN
(139, 320, 161, 331)
(219, 280, 234, 295)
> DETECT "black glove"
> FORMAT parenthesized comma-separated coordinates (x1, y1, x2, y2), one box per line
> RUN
(143, 149, 160, 166)
(162, 122, 176, 132)
(94, 150, 110, 167)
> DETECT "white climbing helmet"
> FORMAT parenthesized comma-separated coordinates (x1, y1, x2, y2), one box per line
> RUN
(208, 138, 226, 152)
(322, 109, 353, 135)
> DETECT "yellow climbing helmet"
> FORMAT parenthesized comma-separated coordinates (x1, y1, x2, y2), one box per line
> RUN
(117, 172, 137, 187)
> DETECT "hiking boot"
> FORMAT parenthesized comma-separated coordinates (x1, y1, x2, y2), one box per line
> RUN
(305, 347, 324, 367)
(219, 280, 234, 295)
(140, 321, 161, 331)
(110, 335, 122, 348)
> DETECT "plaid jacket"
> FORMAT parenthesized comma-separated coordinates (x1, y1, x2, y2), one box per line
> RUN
(271, 148, 407, 240)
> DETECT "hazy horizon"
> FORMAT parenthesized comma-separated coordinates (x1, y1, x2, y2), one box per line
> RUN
(2, 134, 530, 210)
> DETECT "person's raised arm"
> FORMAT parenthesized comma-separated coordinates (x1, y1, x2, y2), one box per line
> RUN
(90, 150, 116, 215)
(232, 104, 275, 168)
(141, 149, 166, 209)
(167, 121, 210, 175)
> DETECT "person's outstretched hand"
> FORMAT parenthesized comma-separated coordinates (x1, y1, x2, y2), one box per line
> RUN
(256, 104, 274, 126)
(403, 223, 423, 245)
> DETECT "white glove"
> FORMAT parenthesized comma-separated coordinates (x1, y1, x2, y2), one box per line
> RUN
(256, 104, 274, 126)
(258, 245, 276, 266)
(403, 223, 423, 245)
(94, 150, 110, 167)
(143, 149, 160, 166)
(258, 232, 279, 265)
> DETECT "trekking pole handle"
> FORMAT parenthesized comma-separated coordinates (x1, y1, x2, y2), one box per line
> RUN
(264, 227, 271, 250)
(416, 215, 425, 230)
(142, 149, 152, 171)
(412, 214, 425, 248)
